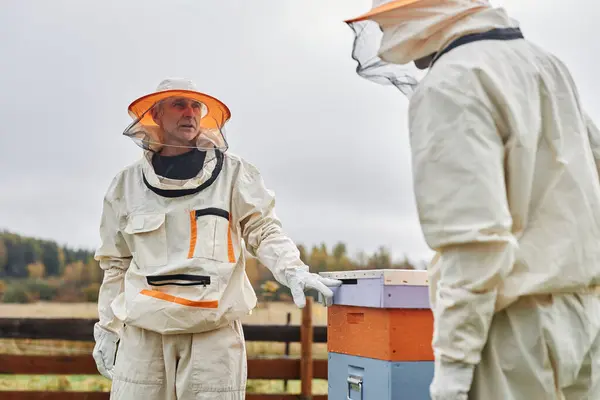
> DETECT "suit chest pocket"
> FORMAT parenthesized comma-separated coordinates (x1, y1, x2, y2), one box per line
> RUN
(188, 208, 235, 263)
(124, 213, 168, 268)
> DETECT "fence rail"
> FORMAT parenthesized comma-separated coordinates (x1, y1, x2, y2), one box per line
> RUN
(0, 318, 328, 343)
(0, 298, 328, 399)
(0, 355, 328, 379)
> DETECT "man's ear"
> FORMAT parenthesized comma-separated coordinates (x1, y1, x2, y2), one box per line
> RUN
(150, 104, 162, 126)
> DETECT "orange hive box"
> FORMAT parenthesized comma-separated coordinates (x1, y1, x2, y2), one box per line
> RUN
(327, 304, 434, 362)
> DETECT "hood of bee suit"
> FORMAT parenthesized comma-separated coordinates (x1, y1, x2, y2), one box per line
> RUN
(370, 0, 519, 65)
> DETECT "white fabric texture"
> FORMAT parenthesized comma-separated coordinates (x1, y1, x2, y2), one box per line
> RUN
(469, 292, 600, 399)
(94, 149, 339, 336)
(367, 1, 600, 398)
(109, 320, 247, 400)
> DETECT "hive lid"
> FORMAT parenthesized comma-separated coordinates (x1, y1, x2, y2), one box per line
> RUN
(319, 269, 429, 286)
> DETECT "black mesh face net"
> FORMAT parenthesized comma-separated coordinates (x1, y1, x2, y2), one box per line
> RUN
(347, 19, 421, 98)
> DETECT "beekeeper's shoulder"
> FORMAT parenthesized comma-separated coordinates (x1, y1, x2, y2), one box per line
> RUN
(223, 151, 264, 182)
(103, 157, 145, 203)
(410, 58, 479, 114)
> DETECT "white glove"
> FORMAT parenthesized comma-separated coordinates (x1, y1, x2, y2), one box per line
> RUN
(430, 359, 474, 400)
(92, 323, 120, 380)
(286, 269, 342, 308)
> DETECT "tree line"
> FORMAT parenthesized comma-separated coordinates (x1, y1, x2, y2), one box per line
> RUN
(0, 230, 417, 303)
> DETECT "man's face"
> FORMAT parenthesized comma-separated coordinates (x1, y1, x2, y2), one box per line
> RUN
(151, 97, 205, 146)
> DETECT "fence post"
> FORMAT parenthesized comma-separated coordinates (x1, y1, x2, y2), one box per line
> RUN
(300, 296, 313, 400)
(283, 311, 291, 392)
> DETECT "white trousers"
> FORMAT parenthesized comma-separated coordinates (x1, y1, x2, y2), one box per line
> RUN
(469, 292, 600, 399)
(109, 320, 247, 400)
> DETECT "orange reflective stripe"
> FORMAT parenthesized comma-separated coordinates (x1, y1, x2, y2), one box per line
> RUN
(140, 289, 219, 308)
(188, 210, 197, 258)
(227, 216, 236, 263)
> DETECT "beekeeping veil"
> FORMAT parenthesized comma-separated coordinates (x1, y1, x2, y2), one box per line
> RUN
(123, 78, 231, 191)
(344, 0, 493, 97)
(124, 78, 231, 155)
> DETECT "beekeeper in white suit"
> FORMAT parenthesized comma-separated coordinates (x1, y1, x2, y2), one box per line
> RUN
(345, 0, 600, 399)
(91, 78, 341, 399)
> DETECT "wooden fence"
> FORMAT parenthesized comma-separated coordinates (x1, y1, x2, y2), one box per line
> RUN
(0, 298, 328, 400)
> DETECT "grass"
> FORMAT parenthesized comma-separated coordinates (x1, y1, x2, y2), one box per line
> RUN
(0, 375, 111, 392)
(0, 376, 329, 395)
(0, 301, 330, 395)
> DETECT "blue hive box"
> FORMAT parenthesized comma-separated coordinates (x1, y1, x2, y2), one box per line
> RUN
(328, 352, 433, 400)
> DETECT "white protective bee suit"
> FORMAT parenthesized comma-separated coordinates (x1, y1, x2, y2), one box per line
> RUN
(92, 78, 341, 400)
(345, 1, 600, 399)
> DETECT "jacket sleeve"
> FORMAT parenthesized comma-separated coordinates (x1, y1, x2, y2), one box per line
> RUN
(232, 159, 308, 287)
(94, 179, 132, 336)
(408, 77, 517, 397)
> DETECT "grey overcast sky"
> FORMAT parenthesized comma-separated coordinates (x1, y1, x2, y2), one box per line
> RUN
(0, 0, 598, 265)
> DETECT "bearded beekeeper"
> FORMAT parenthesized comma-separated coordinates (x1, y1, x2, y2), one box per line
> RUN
(344, 1, 600, 399)
(91, 78, 341, 399)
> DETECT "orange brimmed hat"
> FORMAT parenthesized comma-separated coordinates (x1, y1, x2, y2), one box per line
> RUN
(127, 78, 231, 130)
(345, 0, 424, 23)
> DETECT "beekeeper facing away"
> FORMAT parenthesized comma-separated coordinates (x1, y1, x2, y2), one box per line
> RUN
(91, 78, 341, 399)
(344, 0, 600, 399)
